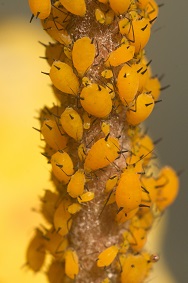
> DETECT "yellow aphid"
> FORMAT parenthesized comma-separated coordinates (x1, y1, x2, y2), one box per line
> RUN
(60, 107, 83, 141)
(51, 1, 71, 28)
(97, 245, 119, 267)
(67, 169, 85, 198)
(80, 84, 112, 118)
(46, 260, 65, 283)
(44, 229, 68, 259)
(121, 253, 150, 283)
(60, 0, 86, 16)
(126, 92, 154, 125)
(116, 208, 138, 223)
(115, 170, 142, 214)
(40, 190, 59, 224)
(42, 19, 72, 46)
(119, 17, 151, 53)
(109, 0, 131, 15)
(117, 64, 139, 105)
(64, 249, 79, 279)
(105, 9, 115, 25)
(105, 175, 118, 192)
(156, 166, 179, 211)
(26, 229, 45, 272)
(53, 199, 72, 236)
(29, 0, 51, 20)
(101, 69, 113, 79)
(68, 203, 82, 214)
(84, 136, 120, 172)
(95, 8, 106, 24)
(41, 119, 68, 150)
(101, 122, 110, 136)
(105, 44, 135, 67)
(145, 76, 161, 100)
(127, 226, 147, 252)
(51, 150, 74, 184)
(72, 37, 95, 77)
(77, 143, 87, 162)
(50, 61, 79, 95)
(83, 111, 91, 129)
(77, 191, 95, 203)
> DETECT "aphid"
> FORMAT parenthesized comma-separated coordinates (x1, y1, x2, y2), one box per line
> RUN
(119, 16, 151, 53)
(126, 92, 154, 125)
(117, 63, 139, 105)
(60, 0, 86, 16)
(115, 169, 142, 214)
(72, 37, 96, 77)
(95, 8, 106, 24)
(46, 260, 65, 283)
(53, 198, 72, 236)
(51, 150, 74, 184)
(41, 119, 68, 150)
(80, 83, 112, 118)
(60, 107, 83, 141)
(105, 9, 115, 25)
(105, 175, 118, 192)
(26, 229, 45, 272)
(29, 0, 51, 22)
(64, 249, 79, 279)
(101, 69, 113, 79)
(77, 143, 87, 162)
(127, 225, 148, 252)
(116, 208, 139, 223)
(77, 191, 95, 203)
(68, 203, 82, 214)
(109, 0, 131, 15)
(67, 169, 85, 198)
(156, 166, 179, 211)
(97, 245, 119, 267)
(83, 111, 92, 129)
(50, 61, 79, 95)
(41, 19, 72, 46)
(44, 229, 68, 259)
(101, 122, 110, 137)
(105, 44, 135, 67)
(84, 136, 120, 172)
(121, 253, 152, 283)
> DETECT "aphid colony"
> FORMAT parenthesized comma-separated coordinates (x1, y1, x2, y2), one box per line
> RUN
(27, 0, 179, 282)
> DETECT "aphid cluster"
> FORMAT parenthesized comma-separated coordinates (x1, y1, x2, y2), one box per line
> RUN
(27, 0, 179, 282)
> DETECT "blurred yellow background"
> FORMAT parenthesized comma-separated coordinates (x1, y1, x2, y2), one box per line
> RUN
(0, 15, 176, 283)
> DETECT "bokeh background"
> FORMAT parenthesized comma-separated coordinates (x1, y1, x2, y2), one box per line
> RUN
(0, 0, 187, 282)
